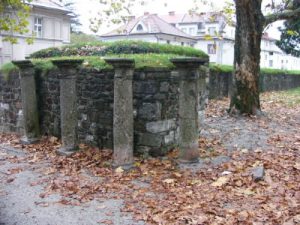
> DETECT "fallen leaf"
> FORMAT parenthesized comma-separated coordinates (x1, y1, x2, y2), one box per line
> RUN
(211, 176, 229, 187)
(115, 167, 124, 173)
(293, 163, 300, 170)
(163, 178, 176, 184)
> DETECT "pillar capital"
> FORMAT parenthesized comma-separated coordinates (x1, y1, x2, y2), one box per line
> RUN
(170, 57, 208, 69)
(12, 60, 34, 69)
(12, 60, 34, 78)
(105, 58, 135, 69)
(52, 59, 83, 78)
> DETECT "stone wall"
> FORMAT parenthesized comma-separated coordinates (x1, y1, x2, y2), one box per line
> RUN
(0, 67, 185, 156)
(209, 71, 300, 99)
(134, 68, 179, 156)
(2, 65, 299, 156)
(0, 72, 23, 133)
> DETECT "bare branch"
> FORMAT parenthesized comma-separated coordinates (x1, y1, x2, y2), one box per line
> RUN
(264, 7, 300, 26)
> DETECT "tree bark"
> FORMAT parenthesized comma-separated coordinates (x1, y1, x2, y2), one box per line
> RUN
(229, 0, 265, 115)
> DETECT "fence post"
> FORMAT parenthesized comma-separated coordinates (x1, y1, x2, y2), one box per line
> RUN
(171, 58, 208, 163)
(105, 58, 135, 169)
(52, 59, 83, 156)
(12, 60, 40, 144)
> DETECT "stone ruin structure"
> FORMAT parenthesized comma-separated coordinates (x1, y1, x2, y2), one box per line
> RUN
(0, 57, 209, 168)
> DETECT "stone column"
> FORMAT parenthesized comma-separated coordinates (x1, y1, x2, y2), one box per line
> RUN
(105, 58, 135, 169)
(171, 58, 208, 163)
(12, 60, 40, 144)
(52, 59, 83, 156)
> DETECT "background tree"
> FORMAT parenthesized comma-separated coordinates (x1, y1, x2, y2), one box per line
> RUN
(70, 32, 98, 44)
(62, 0, 82, 33)
(276, 0, 300, 57)
(229, 0, 300, 115)
(0, 0, 32, 44)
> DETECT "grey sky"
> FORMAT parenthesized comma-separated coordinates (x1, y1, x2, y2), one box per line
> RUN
(72, 0, 282, 39)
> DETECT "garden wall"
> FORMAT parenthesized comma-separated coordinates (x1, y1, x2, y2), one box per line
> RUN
(209, 71, 300, 99)
(0, 65, 207, 156)
(2, 65, 298, 156)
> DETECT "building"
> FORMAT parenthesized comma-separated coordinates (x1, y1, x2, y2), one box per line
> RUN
(0, 0, 72, 66)
(101, 11, 300, 70)
(100, 13, 197, 47)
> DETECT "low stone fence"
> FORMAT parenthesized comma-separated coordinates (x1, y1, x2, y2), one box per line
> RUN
(0, 58, 209, 166)
(209, 70, 300, 99)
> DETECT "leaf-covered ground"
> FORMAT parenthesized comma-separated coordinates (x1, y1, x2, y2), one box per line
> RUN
(0, 89, 299, 225)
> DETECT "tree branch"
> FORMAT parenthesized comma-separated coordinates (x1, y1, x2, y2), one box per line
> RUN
(264, 7, 300, 26)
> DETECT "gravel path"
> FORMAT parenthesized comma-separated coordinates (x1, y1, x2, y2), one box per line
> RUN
(0, 145, 143, 225)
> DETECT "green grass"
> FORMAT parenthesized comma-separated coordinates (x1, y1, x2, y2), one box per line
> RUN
(262, 87, 300, 107)
(0, 62, 18, 80)
(49, 54, 180, 70)
(209, 64, 233, 73)
(210, 63, 300, 75)
(0, 54, 184, 74)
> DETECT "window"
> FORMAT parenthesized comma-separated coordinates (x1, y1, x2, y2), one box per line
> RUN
(207, 44, 216, 54)
(208, 27, 216, 36)
(189, 27, 195, 35)
(269, 60, 273, 67)
(269, 52, 273, 55)
(265, 54, 267, 60)
(181, 42, 184, 46)
(167, 40, 170, 44)
(34, 17, 43, 38)
(136, 24, 143, 31)
(197, 23, 204, 30)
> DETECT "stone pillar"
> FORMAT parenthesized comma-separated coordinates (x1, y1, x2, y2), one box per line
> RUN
(52, 59, 83, 156)
(105, 58, 135, 169)
(171, 58, 208, 163)
(12, 60, 40, 144)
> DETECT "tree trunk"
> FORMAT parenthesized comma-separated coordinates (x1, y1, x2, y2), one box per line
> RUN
(229, 0, 265, 115)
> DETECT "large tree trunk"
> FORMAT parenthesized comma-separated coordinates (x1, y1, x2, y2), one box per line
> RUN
(229, 0, 265, 115)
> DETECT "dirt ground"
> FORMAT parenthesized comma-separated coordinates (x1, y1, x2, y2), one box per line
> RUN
(0, 90, 299, 225)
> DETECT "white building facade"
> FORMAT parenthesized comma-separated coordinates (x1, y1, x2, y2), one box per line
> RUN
(0, 0, 71, 66)
(100, 13, 196, 47)
(160, 11, 300, 70)
(101, 11, 300, 70)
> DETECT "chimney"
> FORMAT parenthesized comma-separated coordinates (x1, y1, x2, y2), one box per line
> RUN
(169, 11, 175, 16)
(128, 16, 136, 21)
(144, 12, 150, 16)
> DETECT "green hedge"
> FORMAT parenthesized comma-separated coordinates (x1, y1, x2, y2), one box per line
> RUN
(210, 64, 300, 75)
(29, 40, 208, 59)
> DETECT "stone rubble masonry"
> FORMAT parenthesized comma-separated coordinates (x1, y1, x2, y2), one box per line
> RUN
(171, 57, 209, 163)
(0, 72, 23, 134)
(52, 59, 83, 156)
(0, 57, 209, 156)
(209, 70, 300, 99)
(12, 60, 40, 144)
(2, 60, 299, 157)
(105, 58, 135, 169)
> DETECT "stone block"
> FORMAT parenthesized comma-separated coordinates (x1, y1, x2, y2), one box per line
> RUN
(138, 133, 163, 147)
(138, 102, 161, 120)
(146, 119, 176, 133)
(160, 82, 169, 92)
(164, 131, 175, 144)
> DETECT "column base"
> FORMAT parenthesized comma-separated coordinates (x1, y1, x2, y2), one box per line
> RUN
(112, 162, 134, 171)
(178, 158, 199, 164)
(56, 146, 77, 156)
(20, 136, 40, 145)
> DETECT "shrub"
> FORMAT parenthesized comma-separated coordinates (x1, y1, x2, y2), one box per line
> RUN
(0, 62, 18, 80)
(29, 40, 208, 59)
